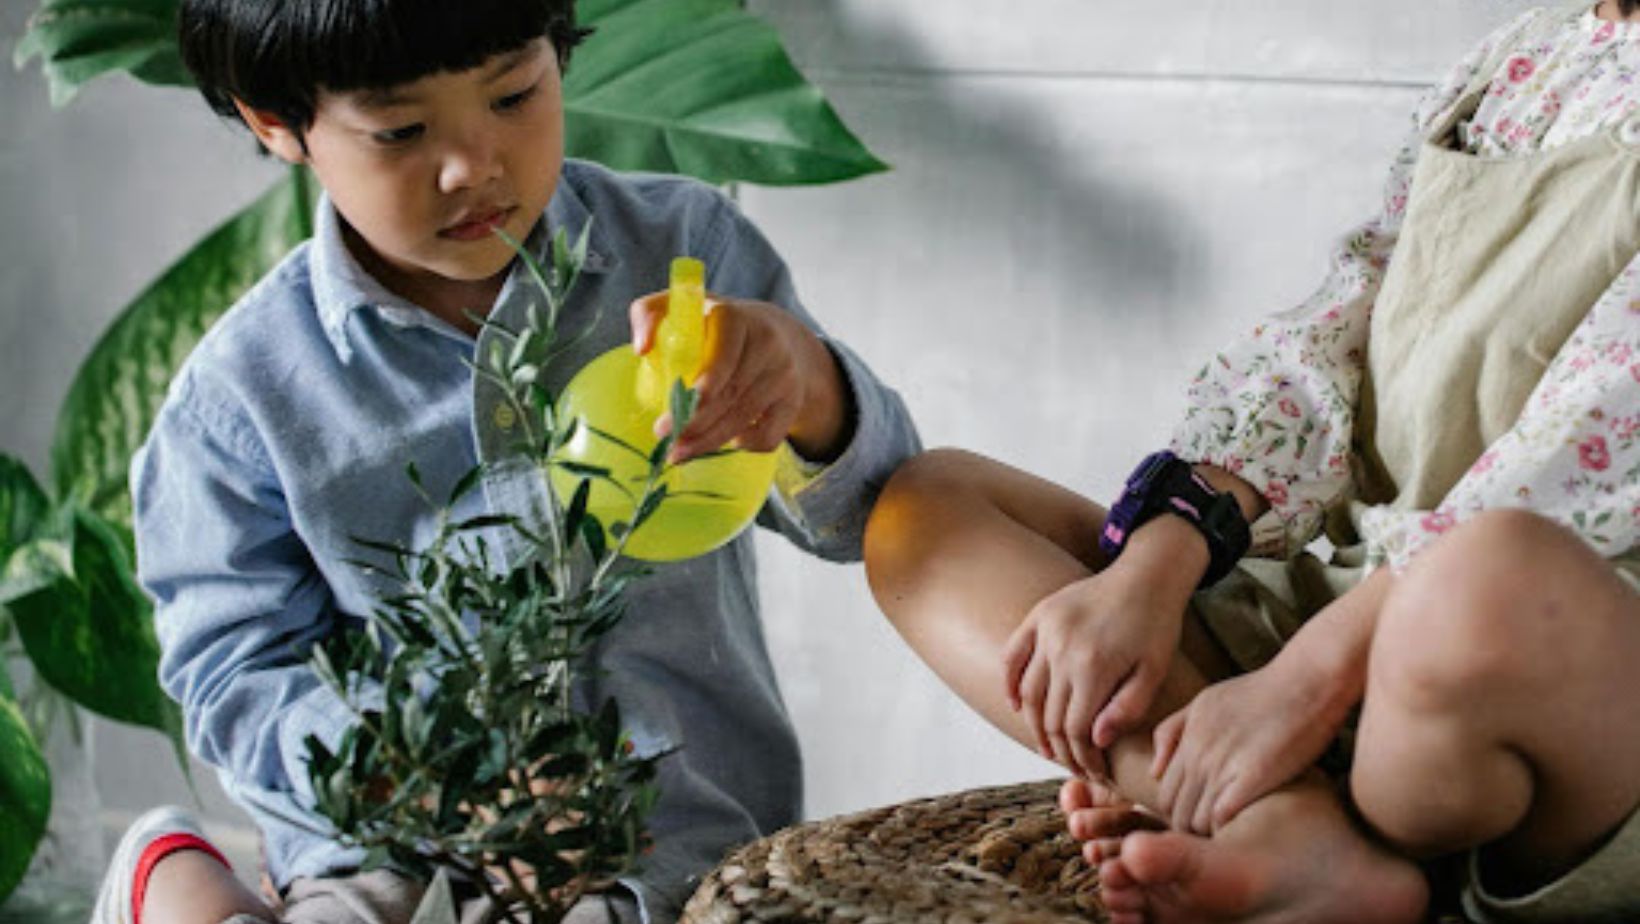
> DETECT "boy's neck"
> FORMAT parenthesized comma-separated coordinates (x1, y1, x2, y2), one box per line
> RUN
(341, 223, 502, 338)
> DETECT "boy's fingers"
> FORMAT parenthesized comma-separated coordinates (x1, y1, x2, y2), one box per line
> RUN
(695, 303, 749, 400)
(732, 393, 798, 453)
(682, 361, 779, 452)
(629, 293, 668, 354)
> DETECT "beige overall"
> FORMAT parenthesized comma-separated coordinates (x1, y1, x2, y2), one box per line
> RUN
(1189, 6, 1640, 920)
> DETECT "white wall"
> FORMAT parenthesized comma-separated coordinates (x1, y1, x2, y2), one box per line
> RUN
(0, 0, 1541, 887)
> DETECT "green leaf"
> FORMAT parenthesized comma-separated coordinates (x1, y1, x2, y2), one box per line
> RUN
(15, 0, 188, 107)
(0, 455, 50, 565)
(6, 508, 179, 732)
(50, 169, 318, 534)
(565, 0, 887, 186)
(0, 694, 51, 903)
(51, 170, 318, 541)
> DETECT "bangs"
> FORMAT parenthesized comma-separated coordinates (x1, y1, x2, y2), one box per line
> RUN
(183, 0, 583, 129)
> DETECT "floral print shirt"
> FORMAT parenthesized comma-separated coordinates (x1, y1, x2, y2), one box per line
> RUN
(1172, 5, 1640, 571)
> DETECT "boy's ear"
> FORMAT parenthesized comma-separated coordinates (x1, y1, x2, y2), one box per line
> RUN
(232, 99, 308, 164)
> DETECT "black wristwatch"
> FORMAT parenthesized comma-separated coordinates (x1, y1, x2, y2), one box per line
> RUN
(1098, 451, 1251, 588)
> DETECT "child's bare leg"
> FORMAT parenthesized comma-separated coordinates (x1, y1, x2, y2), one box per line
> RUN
(863, 448, 1232, 792)
(143, 850, 276, 923)
(1352, 509, 1640, 889)
(866, 449, 1427, 924)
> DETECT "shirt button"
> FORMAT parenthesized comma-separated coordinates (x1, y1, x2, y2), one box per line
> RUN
(493, 403, 517, 431)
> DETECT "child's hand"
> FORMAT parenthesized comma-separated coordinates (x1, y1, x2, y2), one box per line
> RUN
(1002, 562, 1187, 778)
(630, 293, 849, 463)
(1149, 658, 1343, 835)
(1150, 570, 1385, 833)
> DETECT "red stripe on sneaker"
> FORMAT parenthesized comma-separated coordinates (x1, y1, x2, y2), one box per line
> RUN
(131, 833, 230, 924)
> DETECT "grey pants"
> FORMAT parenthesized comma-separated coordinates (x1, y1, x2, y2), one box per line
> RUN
(223, 869, 643, 924)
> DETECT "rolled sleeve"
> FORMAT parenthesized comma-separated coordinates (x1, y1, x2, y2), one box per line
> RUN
(763, 337, 921, 561)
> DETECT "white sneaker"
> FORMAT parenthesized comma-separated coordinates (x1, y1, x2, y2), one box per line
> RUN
(90, 805, 229, 924)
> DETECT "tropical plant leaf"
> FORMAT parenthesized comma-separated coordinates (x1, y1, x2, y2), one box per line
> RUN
(5, 507, 179, 734)
(0, 694, 51, 902)
(0, 455, 50, 566)
(49, 169, 317, 535)
(14, 0, 188, 107)
(567, 0, 887, 185)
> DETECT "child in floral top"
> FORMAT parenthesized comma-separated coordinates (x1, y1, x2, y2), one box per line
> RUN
(865, 2, 1640, 922)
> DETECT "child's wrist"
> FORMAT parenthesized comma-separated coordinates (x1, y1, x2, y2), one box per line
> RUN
(788, 335, 853, 461)
(1118, 516, 1211, 605)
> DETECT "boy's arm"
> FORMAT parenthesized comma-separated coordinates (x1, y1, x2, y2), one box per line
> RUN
(704, 198, 922, 562)
(133, 383, 368, 815)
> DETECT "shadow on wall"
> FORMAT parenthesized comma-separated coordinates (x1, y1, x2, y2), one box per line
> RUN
(757, 3, 1206, 319)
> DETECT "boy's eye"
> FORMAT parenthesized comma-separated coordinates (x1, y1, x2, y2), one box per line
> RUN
(494, 85, 538, 112)
(372, 123, 425, 145)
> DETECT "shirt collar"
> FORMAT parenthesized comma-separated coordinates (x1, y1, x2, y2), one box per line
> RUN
(309, 172, 618, 360)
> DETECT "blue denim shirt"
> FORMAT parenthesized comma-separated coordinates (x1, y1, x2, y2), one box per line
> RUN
(130, 159, 919, 921)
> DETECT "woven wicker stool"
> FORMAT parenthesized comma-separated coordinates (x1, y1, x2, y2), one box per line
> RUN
(682, 780, 1103, 923)
(681, 779, 1484, 924)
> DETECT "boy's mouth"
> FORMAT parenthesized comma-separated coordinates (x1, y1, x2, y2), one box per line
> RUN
(440, 207, 516, 242)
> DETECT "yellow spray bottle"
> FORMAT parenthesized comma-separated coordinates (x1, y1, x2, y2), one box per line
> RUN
(550, 258, 780, 561)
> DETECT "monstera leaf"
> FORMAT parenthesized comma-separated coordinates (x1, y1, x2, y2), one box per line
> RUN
(567, 0, 887, 184)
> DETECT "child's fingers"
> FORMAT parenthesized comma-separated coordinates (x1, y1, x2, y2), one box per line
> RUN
(1212, 780, 1253, 832)
(1093, 666, 1159, 749)
(1169, 764, 1208, 833)
(1191, 775, 1221, 835)
(1042, 674, 1074, 769)
(1018, 657, 1052, 757)
(694, 304, 749, 402)
(1064, 687, 1105, 779)
(682, 362, 783, 455)
(1001, 624, 1037, 710)
(1151, 711, 1184, 780)
(629, 293, 668, 354)
(731, 392, 799, 454)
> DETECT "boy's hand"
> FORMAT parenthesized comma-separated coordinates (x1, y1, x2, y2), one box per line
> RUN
(630, 293, 851, 463)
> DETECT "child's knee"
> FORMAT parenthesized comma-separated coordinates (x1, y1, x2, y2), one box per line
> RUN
(865, 449, 987, 572)
(1371, 509, 1587, 709)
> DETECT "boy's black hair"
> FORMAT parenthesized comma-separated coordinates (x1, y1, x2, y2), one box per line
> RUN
(179, 0, 589, 136)
(1623, 0, 1638, 16)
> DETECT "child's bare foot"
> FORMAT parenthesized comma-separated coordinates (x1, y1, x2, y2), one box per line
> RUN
(1065, 779, 1427, 924)
(1059, 777, 1167, 865)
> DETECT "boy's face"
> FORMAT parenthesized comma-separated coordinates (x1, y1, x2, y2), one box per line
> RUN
(243, 40, 565, 313)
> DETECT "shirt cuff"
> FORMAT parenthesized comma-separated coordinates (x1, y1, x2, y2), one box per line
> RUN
(769, 338, 918, 560)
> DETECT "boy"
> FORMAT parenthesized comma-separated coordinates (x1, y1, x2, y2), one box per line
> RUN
(94, 1, 919, 922)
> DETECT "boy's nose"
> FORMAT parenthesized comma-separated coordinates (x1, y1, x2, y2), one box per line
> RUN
(438, 136, 503, 193)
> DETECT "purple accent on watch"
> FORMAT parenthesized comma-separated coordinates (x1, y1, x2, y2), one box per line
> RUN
(1098, 450, 1253, 588)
